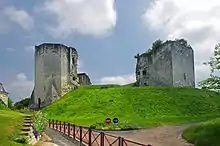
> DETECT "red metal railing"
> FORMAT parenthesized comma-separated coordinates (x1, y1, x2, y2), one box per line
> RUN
(48, 119, 152, 146)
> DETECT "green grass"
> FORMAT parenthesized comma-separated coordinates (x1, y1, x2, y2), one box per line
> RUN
(182, 118, 220, 146)
(42, 85, 220, 130)
(0, 110, 28, 146)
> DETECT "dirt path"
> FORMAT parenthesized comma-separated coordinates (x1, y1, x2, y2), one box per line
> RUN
(105, 123, 196, 146)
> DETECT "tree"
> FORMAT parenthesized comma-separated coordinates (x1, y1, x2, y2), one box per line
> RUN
(8, 98, 14, 110)
(199, 43, 220, 89)
(14, 98, 30, 110)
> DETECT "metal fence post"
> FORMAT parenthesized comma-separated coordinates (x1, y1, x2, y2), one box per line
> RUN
(64, 122, 66, 134)
(60, 121, 62, 132)
(119, 137, 124, 146)
(100, 132, 104, 146)
(88, 129, 92, 146)
(80, 126, 82, 143)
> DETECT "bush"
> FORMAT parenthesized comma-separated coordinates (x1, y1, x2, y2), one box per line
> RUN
(0, 103, 7, 109)
(14, 136, 28, 144)
(32, 111, 48, 136)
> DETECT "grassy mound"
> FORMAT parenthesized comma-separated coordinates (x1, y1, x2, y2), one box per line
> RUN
(0, 110, 28, 145)
(182, 118, 220, 146)
(42, 85, 220, 130)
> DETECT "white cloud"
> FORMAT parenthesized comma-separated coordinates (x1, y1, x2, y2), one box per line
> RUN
(24, 46, 34, 52)
(5, 73, 34, 102)
(40, 0, 116, 38)
(5, 48, 15, 52)
(142, 0, 220, 84)
(99, 74, 135, 85)
(3, 6, 34, 30)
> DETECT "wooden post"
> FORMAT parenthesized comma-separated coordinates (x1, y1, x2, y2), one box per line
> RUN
(68, 123, 70, 137)
(52, 119, 54, 129)
(80, 126, 82, 143)
(73, 125, 76, 140)
(64, 122, 66, 134)
(49, 119, 51, 127)
(60, 121, 62, 132)
(88, 129, 92, 146)
(56, 120, 58, 130)
(100, 132, 104, 146)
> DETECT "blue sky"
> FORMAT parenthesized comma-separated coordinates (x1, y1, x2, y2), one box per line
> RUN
(0, 0, 219, 102)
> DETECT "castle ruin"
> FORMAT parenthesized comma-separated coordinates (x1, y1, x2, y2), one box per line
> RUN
(29, 43, 80, 109)
(0, 83, 9, 107)
(78, 73, 92, 85)
(135, 39, 195, 87)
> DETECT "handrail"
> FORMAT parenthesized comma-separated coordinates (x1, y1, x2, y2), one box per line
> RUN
(48, 119, 152, 146)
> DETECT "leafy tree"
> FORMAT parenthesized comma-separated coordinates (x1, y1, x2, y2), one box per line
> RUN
(199, 43, 220, 89)
(8, 98, 14, 109)
(14, 98, 30, 110)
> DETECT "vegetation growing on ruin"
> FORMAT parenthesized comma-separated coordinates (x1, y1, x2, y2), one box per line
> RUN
(146, 39, 163, 55)
(42, 85, 220, 130)
(0, 110, 28, 145)
(182, 118, 220, 146)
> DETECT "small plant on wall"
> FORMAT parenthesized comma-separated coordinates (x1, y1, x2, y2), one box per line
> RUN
(32, 111, 48, 138)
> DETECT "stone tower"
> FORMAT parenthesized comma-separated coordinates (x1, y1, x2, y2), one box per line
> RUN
(78, 73, 92, 85)
(0, 83, 9, 107)
(29, 43, 79, 109)
(135, 39, 195, 87)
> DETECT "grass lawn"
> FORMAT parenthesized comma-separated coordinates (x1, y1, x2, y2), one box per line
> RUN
(0, 110, 28, 146)
(182, 118, 220, 146)
(42, 85, 220, 130)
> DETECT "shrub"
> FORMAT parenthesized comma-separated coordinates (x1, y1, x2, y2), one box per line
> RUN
(32, 111, 48, 136)
(14, 136, 28, 144)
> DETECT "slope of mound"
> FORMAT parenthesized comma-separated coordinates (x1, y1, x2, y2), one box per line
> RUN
(182, 118, 220, 146)
(42, 85, 220, 130)
(0, 110, 27, 145)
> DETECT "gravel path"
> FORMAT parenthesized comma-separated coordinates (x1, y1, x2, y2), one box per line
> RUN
(105, 123, 197, 146)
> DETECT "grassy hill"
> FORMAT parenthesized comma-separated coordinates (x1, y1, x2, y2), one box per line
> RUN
(42, 85, 220, 130)
(0, 110, 28, 146)
(182, 118, 220, 146)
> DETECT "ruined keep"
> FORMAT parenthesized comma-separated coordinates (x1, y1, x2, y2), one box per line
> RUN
(135, 39, 195, 87)
(78, 73, 92, 85)
(0, 83, 9, 107)
(29, 43, 79, 109)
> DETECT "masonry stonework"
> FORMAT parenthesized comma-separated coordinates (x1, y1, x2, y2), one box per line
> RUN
(0, 83, 9, 107)
(78, 73, 92, 85)
(135, 39, 195, 87)
(29, 43, 79, 109)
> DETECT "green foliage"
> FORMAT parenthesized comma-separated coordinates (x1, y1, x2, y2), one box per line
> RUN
(152, 39, 163, 50)
(182, 118, 220, 146)
(199, 43, 220, 89)
(0, 102, 7, 109)
(32, 111, 48, 135)
(14, 98, 30, 110)
(8, 98, 14, 110)
(42, 85, 220, 130)
(14, 136, 28, 144)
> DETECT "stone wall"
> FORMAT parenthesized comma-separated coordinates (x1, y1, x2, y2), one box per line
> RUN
(0, 83, 8, 107)
(78, 73, 91, 85)
(135, 39, 195, 87)
(30, 43, 79, 109)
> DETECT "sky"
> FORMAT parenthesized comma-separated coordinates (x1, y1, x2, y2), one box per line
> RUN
(0, 0, 219, 102)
